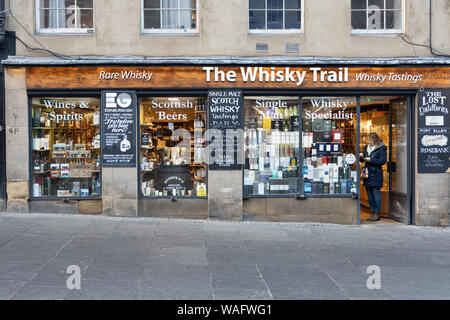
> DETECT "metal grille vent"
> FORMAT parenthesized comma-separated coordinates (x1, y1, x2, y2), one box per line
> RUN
(286, 43, 299, 53)
(256, 43, 269, 52)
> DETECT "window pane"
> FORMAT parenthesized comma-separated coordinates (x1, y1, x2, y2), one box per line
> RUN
(179, 10, 196, 29)
(368, 9, 384, 29)
(244, 97, 301, 196)
(57, 9, 66, 28)
(40, 9, 52, 28)
(386, 0, 402, 10)
(249, 10, 265, 29)
(249, 0, 265, 9)
(31, 97, 101, 198)
(351, 10, 366, 29)
(75, 0, 93, 8)
(285, 0, 301, 10)
(179, 0, 196, 9)
(285, 11, 301, 29)
(64, 0, 76, 8)
(267, 0, 283, 9)
(144, 0, 160, 9)
(161, 9, 180, 29)
(302, 97, 357, 195)
(140, 98, 207, 197)
(40, 0, 51, 8)
(267, 10, 283, 29)
(79, 9, 93, 28)
(161, 0, 178, 9)
(144, 9, 161, 29)
(368, 0, 384, 9)
(351, 0, 366, 10)
(386, 10, 402, 29)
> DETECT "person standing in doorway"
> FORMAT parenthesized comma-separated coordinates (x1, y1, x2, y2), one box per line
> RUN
(360, 132, 387, 222)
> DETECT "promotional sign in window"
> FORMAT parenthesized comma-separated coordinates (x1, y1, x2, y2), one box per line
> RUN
(208, 89, 244, 170)
(102, 91, 136, 167)
(418, 89, 450, 173)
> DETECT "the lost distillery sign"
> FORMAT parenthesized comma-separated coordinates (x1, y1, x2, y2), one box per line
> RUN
(417, 88, 450, 173)
(26, 66, 450, 89)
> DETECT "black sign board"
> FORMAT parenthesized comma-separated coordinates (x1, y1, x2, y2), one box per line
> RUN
(417, 88, 450, 173)
(208, 89, 244, 170)
(155, 165, 192, 191)
(101, 90, 137, 167)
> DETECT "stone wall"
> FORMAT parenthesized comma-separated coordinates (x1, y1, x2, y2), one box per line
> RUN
(208, 171, 243, 221)
(6, 0, 450, 58)
(4, 67, 28, 213)
(244, 198, 358, 224)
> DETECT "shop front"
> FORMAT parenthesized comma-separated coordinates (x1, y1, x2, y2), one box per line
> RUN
(3, 59, 450, 225)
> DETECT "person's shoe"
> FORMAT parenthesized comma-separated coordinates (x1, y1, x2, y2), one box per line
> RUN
(368, 211, 380, 221)
(366, 210, 375, 221)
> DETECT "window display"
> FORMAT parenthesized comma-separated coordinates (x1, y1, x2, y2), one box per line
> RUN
(302, 97, 357, 195)
(31, 97, 101, 198)
(140, 97, 207, 197)
(244, 97, 300, 196)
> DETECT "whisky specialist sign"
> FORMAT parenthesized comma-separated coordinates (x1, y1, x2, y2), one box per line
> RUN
(418, 88, 450, 173)
(101, 90, 137, 167)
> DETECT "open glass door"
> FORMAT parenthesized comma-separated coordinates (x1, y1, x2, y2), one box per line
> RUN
(389, 98, 409, 223)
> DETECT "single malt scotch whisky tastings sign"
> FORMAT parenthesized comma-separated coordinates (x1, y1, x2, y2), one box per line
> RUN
(208, 89, 244, 170)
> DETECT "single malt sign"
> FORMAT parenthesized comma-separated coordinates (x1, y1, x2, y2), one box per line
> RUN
(208, 89, 244, 170)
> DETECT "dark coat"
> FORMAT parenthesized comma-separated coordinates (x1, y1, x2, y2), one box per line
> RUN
(360, 142, 387, 188)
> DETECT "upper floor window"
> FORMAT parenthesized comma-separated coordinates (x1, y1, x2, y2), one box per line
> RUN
(249, 0, 303, 33)
(351, 0, 404, 34)
(142, 0, 198, 34)
(36, 0, 94, 34)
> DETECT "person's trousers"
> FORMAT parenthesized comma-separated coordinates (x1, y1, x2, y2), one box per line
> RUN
(365, 186, 381, 213)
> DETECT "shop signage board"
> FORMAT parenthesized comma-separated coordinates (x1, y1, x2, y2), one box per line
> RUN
(208, 89, 244, 170)
(101, 90, 137, 167)
(26, 66, 450, 89)
(418, 88, 450, 173)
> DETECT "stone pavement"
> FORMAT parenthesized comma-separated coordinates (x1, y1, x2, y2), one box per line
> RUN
(0, 212, 449, 300)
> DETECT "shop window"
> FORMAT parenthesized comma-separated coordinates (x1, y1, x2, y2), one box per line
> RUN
(302, 97, 358, 196)
(249, 0, 303, 33)
(244, 97, 300, 196)
(351, 0, 404, 34)
(36, 0, 94, 34)
(142, 0, 198, 33)
(31, 97, 101, 198)
(140, 97, 207, 197)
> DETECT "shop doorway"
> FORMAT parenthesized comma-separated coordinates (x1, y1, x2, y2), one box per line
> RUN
(359, 96, 410, 224)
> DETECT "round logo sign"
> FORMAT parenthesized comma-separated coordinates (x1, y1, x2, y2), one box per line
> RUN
(345, 154, 356, 165)
(117, 93, 132, 108)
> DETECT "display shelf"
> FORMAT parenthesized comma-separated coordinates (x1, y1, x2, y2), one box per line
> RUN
(33, 170, 50, 174)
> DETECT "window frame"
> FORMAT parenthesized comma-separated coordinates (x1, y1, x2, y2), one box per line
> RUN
(248, 0, 305, 35)
(137, 95, 208, 199)
(141, 0, 199, 35)
(350, 0, 405, 36)
(35, 0, 95, 34)
(28, 93, 102, 201)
